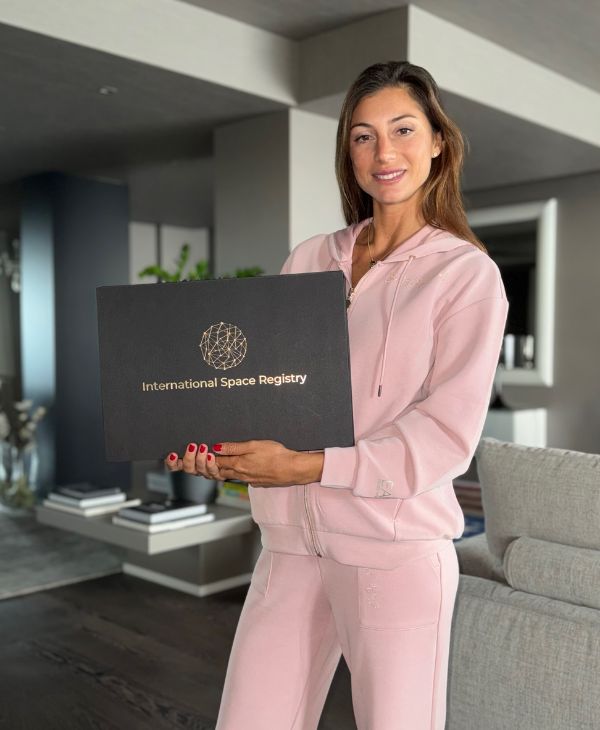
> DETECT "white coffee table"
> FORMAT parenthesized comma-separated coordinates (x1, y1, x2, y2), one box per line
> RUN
(36, 502, 261, 597)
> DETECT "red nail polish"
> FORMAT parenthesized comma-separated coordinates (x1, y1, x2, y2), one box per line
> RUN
(207, 454, 213, 461)
(199, 444, 206, 453)
(188, 444, 196, 452)
(213, 444, 222, 452)
(169, 453, 177, 461)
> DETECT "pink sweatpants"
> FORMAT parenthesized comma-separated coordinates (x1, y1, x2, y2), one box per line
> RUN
(215, 540, 459, 730)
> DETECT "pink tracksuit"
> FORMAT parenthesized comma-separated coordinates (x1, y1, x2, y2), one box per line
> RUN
(215, 218, 509, 729)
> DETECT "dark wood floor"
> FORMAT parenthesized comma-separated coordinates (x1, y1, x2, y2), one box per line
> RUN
(0, 573, 356, 729)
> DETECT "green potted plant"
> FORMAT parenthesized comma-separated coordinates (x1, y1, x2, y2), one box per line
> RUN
(137, 242, 264, 283)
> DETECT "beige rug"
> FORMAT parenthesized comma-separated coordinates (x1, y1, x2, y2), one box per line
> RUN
(0, 509, 123, 600)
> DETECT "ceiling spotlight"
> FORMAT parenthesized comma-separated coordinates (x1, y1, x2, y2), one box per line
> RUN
(99, 85, 118, 95)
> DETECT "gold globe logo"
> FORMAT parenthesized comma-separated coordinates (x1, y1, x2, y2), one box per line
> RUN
(199, 321, 247, 370)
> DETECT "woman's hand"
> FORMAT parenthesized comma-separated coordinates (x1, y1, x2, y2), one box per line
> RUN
(164, 439, 322, 487)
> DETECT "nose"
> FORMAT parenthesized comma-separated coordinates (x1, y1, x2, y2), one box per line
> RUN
(375, 135, 396, 162)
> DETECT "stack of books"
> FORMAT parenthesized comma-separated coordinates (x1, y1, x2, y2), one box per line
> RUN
(43, 482, 141, 517)
(215, 479, 250, 510)
(112, 499, 215, 533)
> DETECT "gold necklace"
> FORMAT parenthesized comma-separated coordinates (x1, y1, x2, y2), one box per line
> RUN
(348, 220, 425, 308)
(366, 220, 424, 263)
(367, 221, 396, 267)
(366, 221, 377, 268)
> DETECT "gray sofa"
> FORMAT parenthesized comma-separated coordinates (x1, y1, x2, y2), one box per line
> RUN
(448, 437, 600, 730)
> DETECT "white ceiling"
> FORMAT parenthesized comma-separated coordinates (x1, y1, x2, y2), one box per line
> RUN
(0, 0, 598, 228)
(182, 0, 600, 93)
(0, 22, 284, 182)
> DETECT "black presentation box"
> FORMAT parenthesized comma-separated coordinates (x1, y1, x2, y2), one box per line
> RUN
(96, 271, 355, 461)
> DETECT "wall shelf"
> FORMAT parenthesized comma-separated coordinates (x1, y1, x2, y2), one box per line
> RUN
(468, 198, 557, 387)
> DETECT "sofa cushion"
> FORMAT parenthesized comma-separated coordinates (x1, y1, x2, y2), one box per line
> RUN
(474, 437, 600, 561)
(503, 536, 600, 610)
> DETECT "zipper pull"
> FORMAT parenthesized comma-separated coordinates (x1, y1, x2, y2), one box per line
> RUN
(346, 287, 354, 308)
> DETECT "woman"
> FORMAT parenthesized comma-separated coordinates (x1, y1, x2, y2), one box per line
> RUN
(166, 61, 508, 730)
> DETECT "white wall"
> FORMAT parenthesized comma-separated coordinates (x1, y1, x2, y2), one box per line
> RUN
(129, 222, 210, 284)
(289, 108, 345, 246)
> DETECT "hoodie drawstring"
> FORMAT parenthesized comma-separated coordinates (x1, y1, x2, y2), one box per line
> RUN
(377, 255, 415, 398)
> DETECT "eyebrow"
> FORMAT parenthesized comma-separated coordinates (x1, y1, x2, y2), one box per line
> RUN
(350, 114, 418, 130)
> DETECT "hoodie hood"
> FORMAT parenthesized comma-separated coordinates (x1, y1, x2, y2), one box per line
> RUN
(328, 218, 472, 398)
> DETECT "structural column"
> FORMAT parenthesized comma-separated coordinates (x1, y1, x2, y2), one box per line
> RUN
(213, 108, 345, 277)
(20, 172, 131, 493)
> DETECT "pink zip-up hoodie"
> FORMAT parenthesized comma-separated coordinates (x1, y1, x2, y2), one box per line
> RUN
(248, 217, 509, 569)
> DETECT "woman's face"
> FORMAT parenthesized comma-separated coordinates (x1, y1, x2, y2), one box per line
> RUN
(348, 86, 442, 214)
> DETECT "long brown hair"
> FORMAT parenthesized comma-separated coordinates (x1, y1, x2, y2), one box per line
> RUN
(335, 60, 487, 254)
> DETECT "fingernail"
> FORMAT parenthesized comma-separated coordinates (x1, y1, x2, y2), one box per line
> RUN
(188, 444, 196, 453)
(199, 444, 206, 453)
(213, 444, 222, 452)
(169, 453, 177, 461)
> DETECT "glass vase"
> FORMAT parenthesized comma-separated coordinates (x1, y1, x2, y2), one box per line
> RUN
(0, 440, 40, 513)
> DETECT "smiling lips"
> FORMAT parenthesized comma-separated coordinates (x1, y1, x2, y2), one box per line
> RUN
(373, 169, 406, 182)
